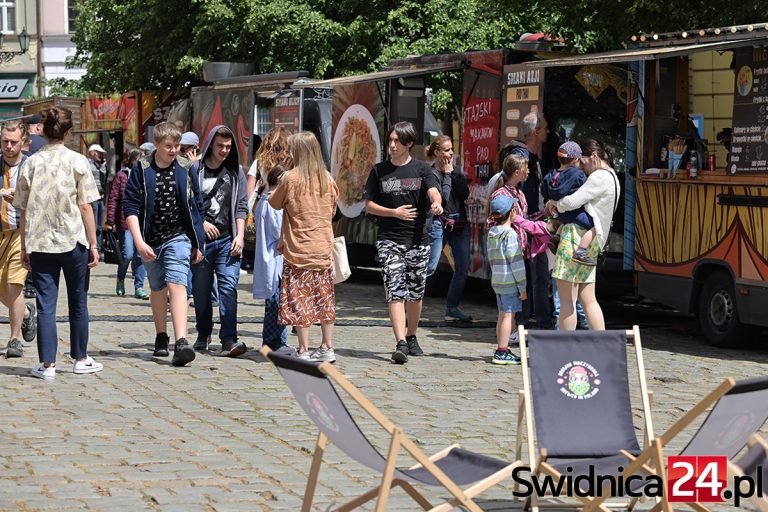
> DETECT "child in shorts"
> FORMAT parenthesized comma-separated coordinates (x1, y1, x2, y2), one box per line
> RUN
(543, 141, 597, 266)
(123, 122, 206, 367)
(486, 194, 527, 365)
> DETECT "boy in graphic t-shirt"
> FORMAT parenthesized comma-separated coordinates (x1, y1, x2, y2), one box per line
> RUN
(124, 122, 206, 367)
(363, 121, 443, 365)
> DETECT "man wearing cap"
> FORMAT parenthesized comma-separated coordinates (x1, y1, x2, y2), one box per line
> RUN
(87, 144, 108, 253)
(180, 132, 200, 162)
(23, 114, 46, 156)
(139, 142, 155, 157)
(0, 120, 37, 359)
(492, 111, 553, 329)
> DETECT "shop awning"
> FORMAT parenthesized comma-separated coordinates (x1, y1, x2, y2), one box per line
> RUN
(294, 62, 464, 87)
(521, 38, 768, 68)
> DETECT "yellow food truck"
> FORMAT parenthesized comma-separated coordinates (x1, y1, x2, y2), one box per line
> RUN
(522, 24, 768, 347)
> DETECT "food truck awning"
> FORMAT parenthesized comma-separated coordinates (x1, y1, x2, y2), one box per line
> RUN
(521, 38, 768, 68)
(294, 62, 464, 87)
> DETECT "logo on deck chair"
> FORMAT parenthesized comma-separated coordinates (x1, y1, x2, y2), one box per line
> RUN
(306, 392, 340, 432)
(556, 361, 601, 400)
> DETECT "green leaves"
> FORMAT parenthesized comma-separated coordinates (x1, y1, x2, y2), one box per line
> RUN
(69, 0, 768, 94)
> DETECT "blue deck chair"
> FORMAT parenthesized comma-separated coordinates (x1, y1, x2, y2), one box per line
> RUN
(260, 346, 521, 512)
(601, 376, 768, 512)
(516, 325, 655, 512)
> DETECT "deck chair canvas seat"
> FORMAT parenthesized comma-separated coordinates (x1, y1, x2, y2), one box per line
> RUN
(730, 434, 768, 512)
(516, 326, 655, 512)
(260, 347, 520, 512)
(606, 376, 768, 512)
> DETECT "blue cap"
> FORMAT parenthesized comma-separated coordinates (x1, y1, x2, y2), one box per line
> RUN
(490, 194, 518, 218)
(180, 132, 199, 145)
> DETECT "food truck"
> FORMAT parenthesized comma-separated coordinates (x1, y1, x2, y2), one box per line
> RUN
(520, 24, 768, 347)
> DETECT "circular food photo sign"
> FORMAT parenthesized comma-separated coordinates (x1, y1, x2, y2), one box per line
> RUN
(737, 65, 753, 97)
(331, 105, 381, 218)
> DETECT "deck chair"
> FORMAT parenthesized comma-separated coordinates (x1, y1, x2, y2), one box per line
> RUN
(259, 346, 521, 512)
(604, 376, 768, 512)
(515, 325, 655, 512)
(729, 433, 768, 512)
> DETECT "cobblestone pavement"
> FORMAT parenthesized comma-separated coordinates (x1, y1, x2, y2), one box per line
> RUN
(1, 264, 766, 511)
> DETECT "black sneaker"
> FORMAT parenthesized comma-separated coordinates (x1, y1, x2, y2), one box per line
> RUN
(172, 338, 196, 367)
(405, 334, 424, 356)
(23, 281, 35, 299)
(5, 338, 22, 358)
(193, 335, 210, 352)
(391, 341, 409, 364)
(572, 248, 597, 266)
(21, 303, 37, 343)
(153, 332, 170, 357)
(220, 340, 247, 357)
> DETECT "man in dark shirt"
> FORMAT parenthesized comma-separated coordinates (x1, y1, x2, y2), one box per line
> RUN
(363, 121, 443, 364)
(191, 125, 248, 357)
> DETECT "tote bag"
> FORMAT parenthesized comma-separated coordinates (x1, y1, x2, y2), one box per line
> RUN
(103, 231, 123, 266)
(332, 236, 351, 284)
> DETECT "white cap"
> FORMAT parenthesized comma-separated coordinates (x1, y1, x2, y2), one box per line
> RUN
(139, 142, 155, 152)
(88, 144, 107, 154)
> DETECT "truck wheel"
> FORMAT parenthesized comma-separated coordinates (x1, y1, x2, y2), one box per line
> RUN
(698, 272, 747, 348)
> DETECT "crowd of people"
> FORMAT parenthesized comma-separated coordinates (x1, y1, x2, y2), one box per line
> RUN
(0, 107, 619, 380)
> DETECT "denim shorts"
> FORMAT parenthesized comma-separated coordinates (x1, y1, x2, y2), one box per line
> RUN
(496, 292, 523, 313)
(143, 234, 192, 291)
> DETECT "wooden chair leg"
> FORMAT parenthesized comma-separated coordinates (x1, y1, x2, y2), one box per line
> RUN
(302, 432, 327, 512)
(374, 429, 403, 512)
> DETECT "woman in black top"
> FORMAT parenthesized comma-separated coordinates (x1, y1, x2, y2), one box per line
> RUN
(425, 135, 472, 322)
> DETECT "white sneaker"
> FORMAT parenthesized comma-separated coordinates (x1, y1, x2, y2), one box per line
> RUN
(30, 363, 55, 380)
(297, 351, 312, 361)
(509, 331, 520, 346)
(309, 346, 336, 363)
(73, 356, 103, 375)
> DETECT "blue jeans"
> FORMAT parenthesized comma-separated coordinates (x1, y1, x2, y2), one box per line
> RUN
(191, 235, 241, 342)
(552, 276, 589, 329)
(30, 243, 90, 363)
(426, 216, 470, 310)
(117, 229, 146, 291)
(144, 234, 192, 291)
(263, 279, 287, 350)
(518, 252, 553, 327)
(92, 199, 103, 252)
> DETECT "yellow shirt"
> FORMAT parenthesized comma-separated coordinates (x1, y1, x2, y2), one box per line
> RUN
(13, 144, 100, 253)
(269, 170, 338, 269)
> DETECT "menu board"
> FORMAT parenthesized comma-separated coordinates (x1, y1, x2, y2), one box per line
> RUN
(501, 64, 544, 147)
(729, 46, 768, 174)
(461, 55, 503, 184)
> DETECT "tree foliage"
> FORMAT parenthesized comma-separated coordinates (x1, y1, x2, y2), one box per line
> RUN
(70, 0, 768, 95)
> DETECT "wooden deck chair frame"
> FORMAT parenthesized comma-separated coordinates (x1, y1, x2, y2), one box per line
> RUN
(590, 376, 768, 512)
(727, 433, 768, 512)
(515, 325, 656, 512)
(260, 346, 521, 512)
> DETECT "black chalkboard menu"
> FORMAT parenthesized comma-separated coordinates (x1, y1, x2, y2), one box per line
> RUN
(729, 46, 768, 174)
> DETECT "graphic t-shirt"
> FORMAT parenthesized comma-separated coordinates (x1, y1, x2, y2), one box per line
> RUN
(200, 164, 232, 238)
(147, 165, 184, 246)
(363, 158, 439, 247)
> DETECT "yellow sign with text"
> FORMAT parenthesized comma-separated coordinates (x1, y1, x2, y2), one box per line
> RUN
(506, 86, 540, 102)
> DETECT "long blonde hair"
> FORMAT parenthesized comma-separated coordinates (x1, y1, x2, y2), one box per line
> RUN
(288, 131, 332, 195)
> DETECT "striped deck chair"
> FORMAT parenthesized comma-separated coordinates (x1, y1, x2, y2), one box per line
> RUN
(260, 346, 521, 512)
(516, 326, 655, 512)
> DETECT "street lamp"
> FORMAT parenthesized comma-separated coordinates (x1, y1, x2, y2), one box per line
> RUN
(0, 28, 31, 63)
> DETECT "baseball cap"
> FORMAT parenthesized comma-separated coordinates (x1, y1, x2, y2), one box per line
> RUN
(557, 141, 582, 160)
(490, 194, 518, 218)
(139, 142, 155, 153)
(88, 144, 107, 154)
(27, 113, 42, 124)
(180, 132, 199, 146)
